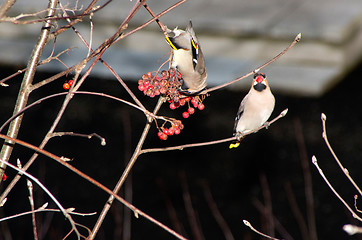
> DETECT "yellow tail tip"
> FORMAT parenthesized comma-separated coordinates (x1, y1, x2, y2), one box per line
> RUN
(229, 143, 240, 149)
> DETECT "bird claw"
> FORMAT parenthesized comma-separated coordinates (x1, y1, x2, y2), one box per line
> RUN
(235, 132, 245, 141)
(264, 121, 270, 129)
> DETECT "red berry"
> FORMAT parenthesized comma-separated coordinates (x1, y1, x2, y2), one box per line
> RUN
(168, 128, 175, 136)
(188, 107, 195, 114)
(138, 85, 145, 91)
(138, 79, 143, 85)
(154, 89, 160, 95)
(160, 87, 167, 94)
(143, 80, 150, 86)
(68, 80, 73, 86)
(163, 128, 169, 135)
(147, 72, 153, 78)
(182, 112, 189, 118)
(170, 103, 176, 110)
(174, 128, 181, 135)
(63, 83, 70, 90)
(149, 93, 155, 98)
(158, 132, 168, 140)
(198, 103, 205, 110)
(161, 70, 168, 77)
(160, 80, 167, 87)
(180, 98, 186, 106)
(147, 85, 154, 90)
(2, 173, 7, 181)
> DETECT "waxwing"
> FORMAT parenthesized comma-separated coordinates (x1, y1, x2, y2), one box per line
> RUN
(165, 21, 207, 94)
(229, 72, 275, 148)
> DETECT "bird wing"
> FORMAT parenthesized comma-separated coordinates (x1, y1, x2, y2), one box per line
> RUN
(233, 94, 248, 134)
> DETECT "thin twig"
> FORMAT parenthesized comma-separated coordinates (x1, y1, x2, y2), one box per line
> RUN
(27, 179, 39, 240)
(156, 178, 185, 234)
(253, 198, 295, 240)
(0, 159, 81, 239)
(293, 118, 317, 240)
(140, 109, 288, 154)
(283, 182, 309, 240)
(0, 91, 156, 133)
(259, 173, 275, 237)
(343, 224, 362, 235)
(89, 97, 166, 239)
(0, 207, 96, 222)
(311, 155, 362, 221)
(354, 195, 362, 213)
(202, 182, 234, 240)
(321, 113, 362, 197)
(203, 33, 301, 94)
(0, 133, 188, 240)
(243, 220, 283, 240)
(0, 47, 74, 86)
(50, 132, 106, 146)
(0, 0, 16, 18)
(50, 0, 111, 38)
(180, 171, 204, 240)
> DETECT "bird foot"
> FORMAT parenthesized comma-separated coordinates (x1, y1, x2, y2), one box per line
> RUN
(264, 121, 270, 129)
(235, 132, 245, 141)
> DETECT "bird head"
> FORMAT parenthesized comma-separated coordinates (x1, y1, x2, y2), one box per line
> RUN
(253, 72, 268, 91)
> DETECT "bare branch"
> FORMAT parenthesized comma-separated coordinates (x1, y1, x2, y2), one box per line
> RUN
(0, 0, 16, 18)
(0, 207, 96, 222)
(321, 113, 362, 197)
(202, 182, 234, 240)
(243, 220, 283, 240)
(27, 179, 39, 240)
(311, 156, 362, 221)
(343, 224, 362, 235)
(203, 33, 301, 94)
(293, 118, 317, 240)
(0, 0, 59, 185)
(90, 96, 166, 239)
(140, 109, 288, 154)
(0, 134, 188, 240)
(50, 132, 106, 146)
(0, 159, 81, 239)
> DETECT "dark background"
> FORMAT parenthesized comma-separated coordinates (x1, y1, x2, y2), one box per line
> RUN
(0, 61, 362, 240)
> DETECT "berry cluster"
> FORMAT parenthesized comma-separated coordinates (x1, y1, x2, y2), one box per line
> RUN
(63, 80, 74, 90)
(157, 120, 184, 140)
(138, 69, 207, 140)
(168, 96, 205, 119)
(138, 69, 181, 100)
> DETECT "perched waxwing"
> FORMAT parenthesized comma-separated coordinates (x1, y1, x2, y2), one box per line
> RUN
(229, 72, 275, 149)
(165, 21, 207, 94)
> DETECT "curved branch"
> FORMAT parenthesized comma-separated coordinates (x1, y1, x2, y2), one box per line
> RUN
(0, 133, 187, 240)
(203, 33, 301, 94)
(0, 91, 158, 133)
(0, 159, 81, 239)
(140, 109, 288, 154)
(320, 113, 362, 196)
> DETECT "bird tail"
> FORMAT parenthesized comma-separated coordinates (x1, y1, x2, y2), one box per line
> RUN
(229, 141, 240, 149)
